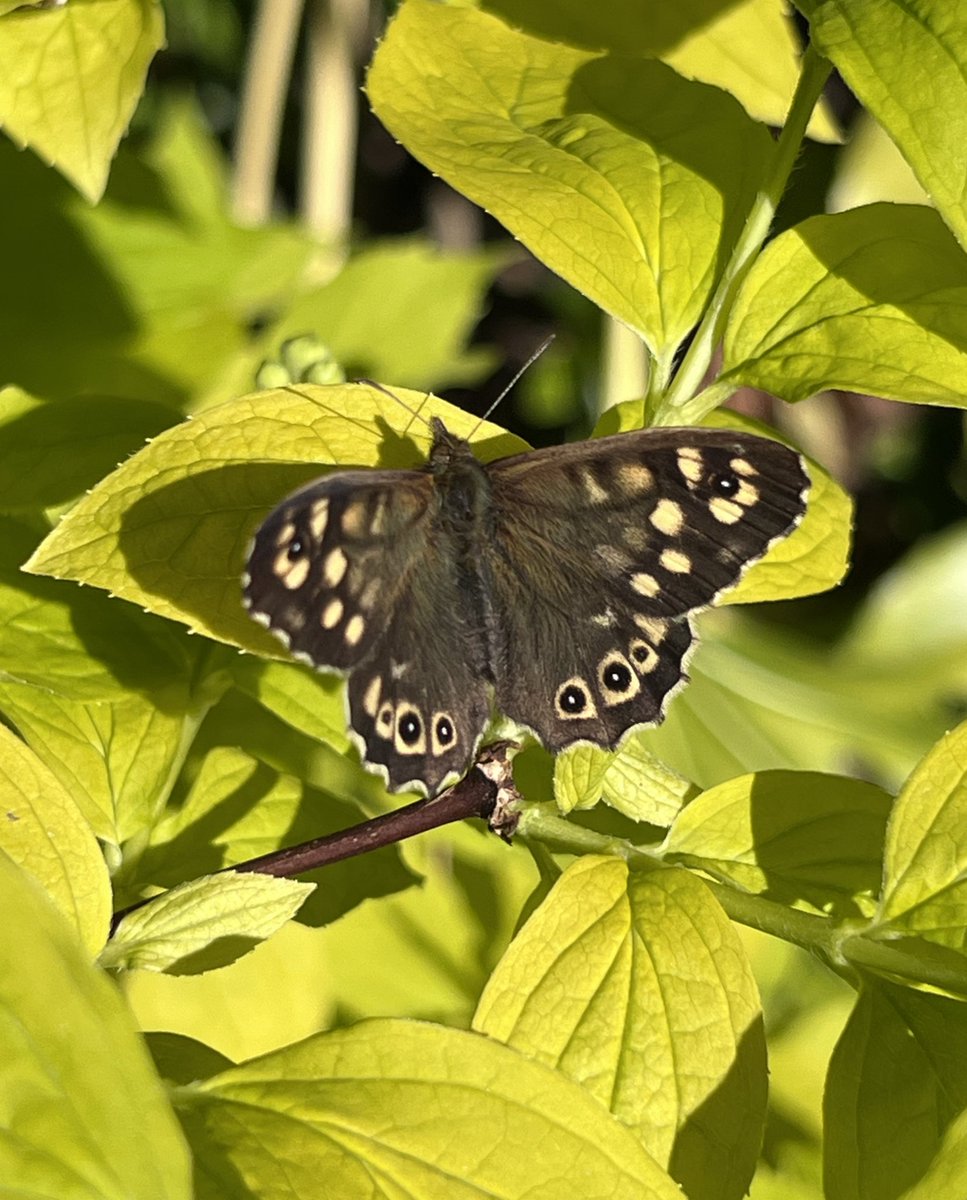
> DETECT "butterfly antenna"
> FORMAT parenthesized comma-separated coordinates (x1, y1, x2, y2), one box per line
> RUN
(357, 378, 434, 435)
(468, 334, 555, 440)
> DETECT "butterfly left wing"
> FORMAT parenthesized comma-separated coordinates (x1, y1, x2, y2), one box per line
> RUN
(243, 468, 490, 794)
(483, 427, 809, 750)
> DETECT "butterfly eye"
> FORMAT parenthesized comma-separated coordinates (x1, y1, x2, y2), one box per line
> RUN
(435, 716, 454, 745)
(287, 536, 306, 560)
(709, 472, 739, 497)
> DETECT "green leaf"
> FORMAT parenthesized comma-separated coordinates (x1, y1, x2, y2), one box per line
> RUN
(802, 0, 967, 248)
(0, 853, 191, 1200)
(901, 1106, 967, 1200)
(554, 735, 692, 824)
(474, 858, 767, 1200)
(229, 656, 350, 754)
(104, 872, 315, 975)
(874, 720, 967, 953)
(0, 679, 198, 847)
(823, 982, 967, 1200)
(23, 385, 525, 649)
(479, 0, 840, 141)
(663, 770, 891, 916)
(0, 724, 110, 956)
(177, 1018, 681, 1200)
(720, 204, 967, 407)
(643, 608, 942, 792)
(0, 0, 165, 202)
(265, 238, 509, 390)
(0, 515, 196, 702)
(317, 818, 537, 1027)
(0, 387, 178, 510)
(835, 522, 967, 693)
(368, 0, 774, 365)
(553, 743, 611, 813)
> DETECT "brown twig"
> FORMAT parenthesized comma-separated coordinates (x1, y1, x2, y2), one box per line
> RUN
(109, 743, 520, 938)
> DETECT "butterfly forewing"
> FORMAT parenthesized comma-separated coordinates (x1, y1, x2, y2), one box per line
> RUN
(244, 469, 434, 670)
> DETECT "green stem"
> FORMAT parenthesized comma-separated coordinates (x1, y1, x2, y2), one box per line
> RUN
(655, 44, 833, 426)
(516, 805, 967, 998)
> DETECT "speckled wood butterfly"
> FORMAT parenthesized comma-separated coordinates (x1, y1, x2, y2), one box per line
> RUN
(243, 416, 809, 795)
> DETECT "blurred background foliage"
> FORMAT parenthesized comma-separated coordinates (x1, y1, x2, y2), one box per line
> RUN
(1, 4, 965, 1197)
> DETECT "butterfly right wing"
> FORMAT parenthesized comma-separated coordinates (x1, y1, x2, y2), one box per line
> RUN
(243, 468, 490, 795)
(482, 427, 809, 751)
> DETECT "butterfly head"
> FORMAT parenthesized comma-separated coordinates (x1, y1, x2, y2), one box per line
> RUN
(427, 416, 477, 472)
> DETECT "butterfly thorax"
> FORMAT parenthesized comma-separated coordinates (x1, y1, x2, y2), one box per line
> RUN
(426, 418, 492, 532)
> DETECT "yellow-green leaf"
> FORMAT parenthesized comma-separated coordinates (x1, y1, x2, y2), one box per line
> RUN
(474, 857, 766, 1200)
(0, 0, 165, 201)
(0, 853, 191, 1200)
(104, 872, 315, 974)
(663, 770, 891, 916)
(803, 0, 967, 248)
(480, 0, 840, 141)
(874, 720, 967, 953)
(177, 1017, 681, 1199)
(721, 204, 967, 408)
(0, 724, 110, 956)
(368, 0, 774, 365)
(554, 735, 692, 824)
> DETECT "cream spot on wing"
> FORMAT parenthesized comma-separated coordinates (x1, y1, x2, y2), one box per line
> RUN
(660, 549, 692, 574)
(596, 543, 632, 571)
(275, 520, 296, 549)
(709, 496, 744, 525)
(273, 547, 310, 590)
(616, 463, 654, 495)
(581, 469, 609, 504)
(677, 447, 704, 485)
(631, 572, 661, 597)
(650, 499, 684, 537)
(323, 547, 348, 587)
(370, 498, 388, 535)
(736, 479, 760, 507)
(629, 638, 659, 674)
(363, 676, 381, 717)
(730, 457, 758, 478)
(359, 579, 381, 610)
(345, 614, 365, 646)
(341, 500, 369, 538)
(322, 598, 344, 628)
(633, 615, 667, 643)
(309, 501, 329, 539)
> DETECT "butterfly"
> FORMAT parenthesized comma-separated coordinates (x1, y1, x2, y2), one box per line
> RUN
(243, 411, 810, 796)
